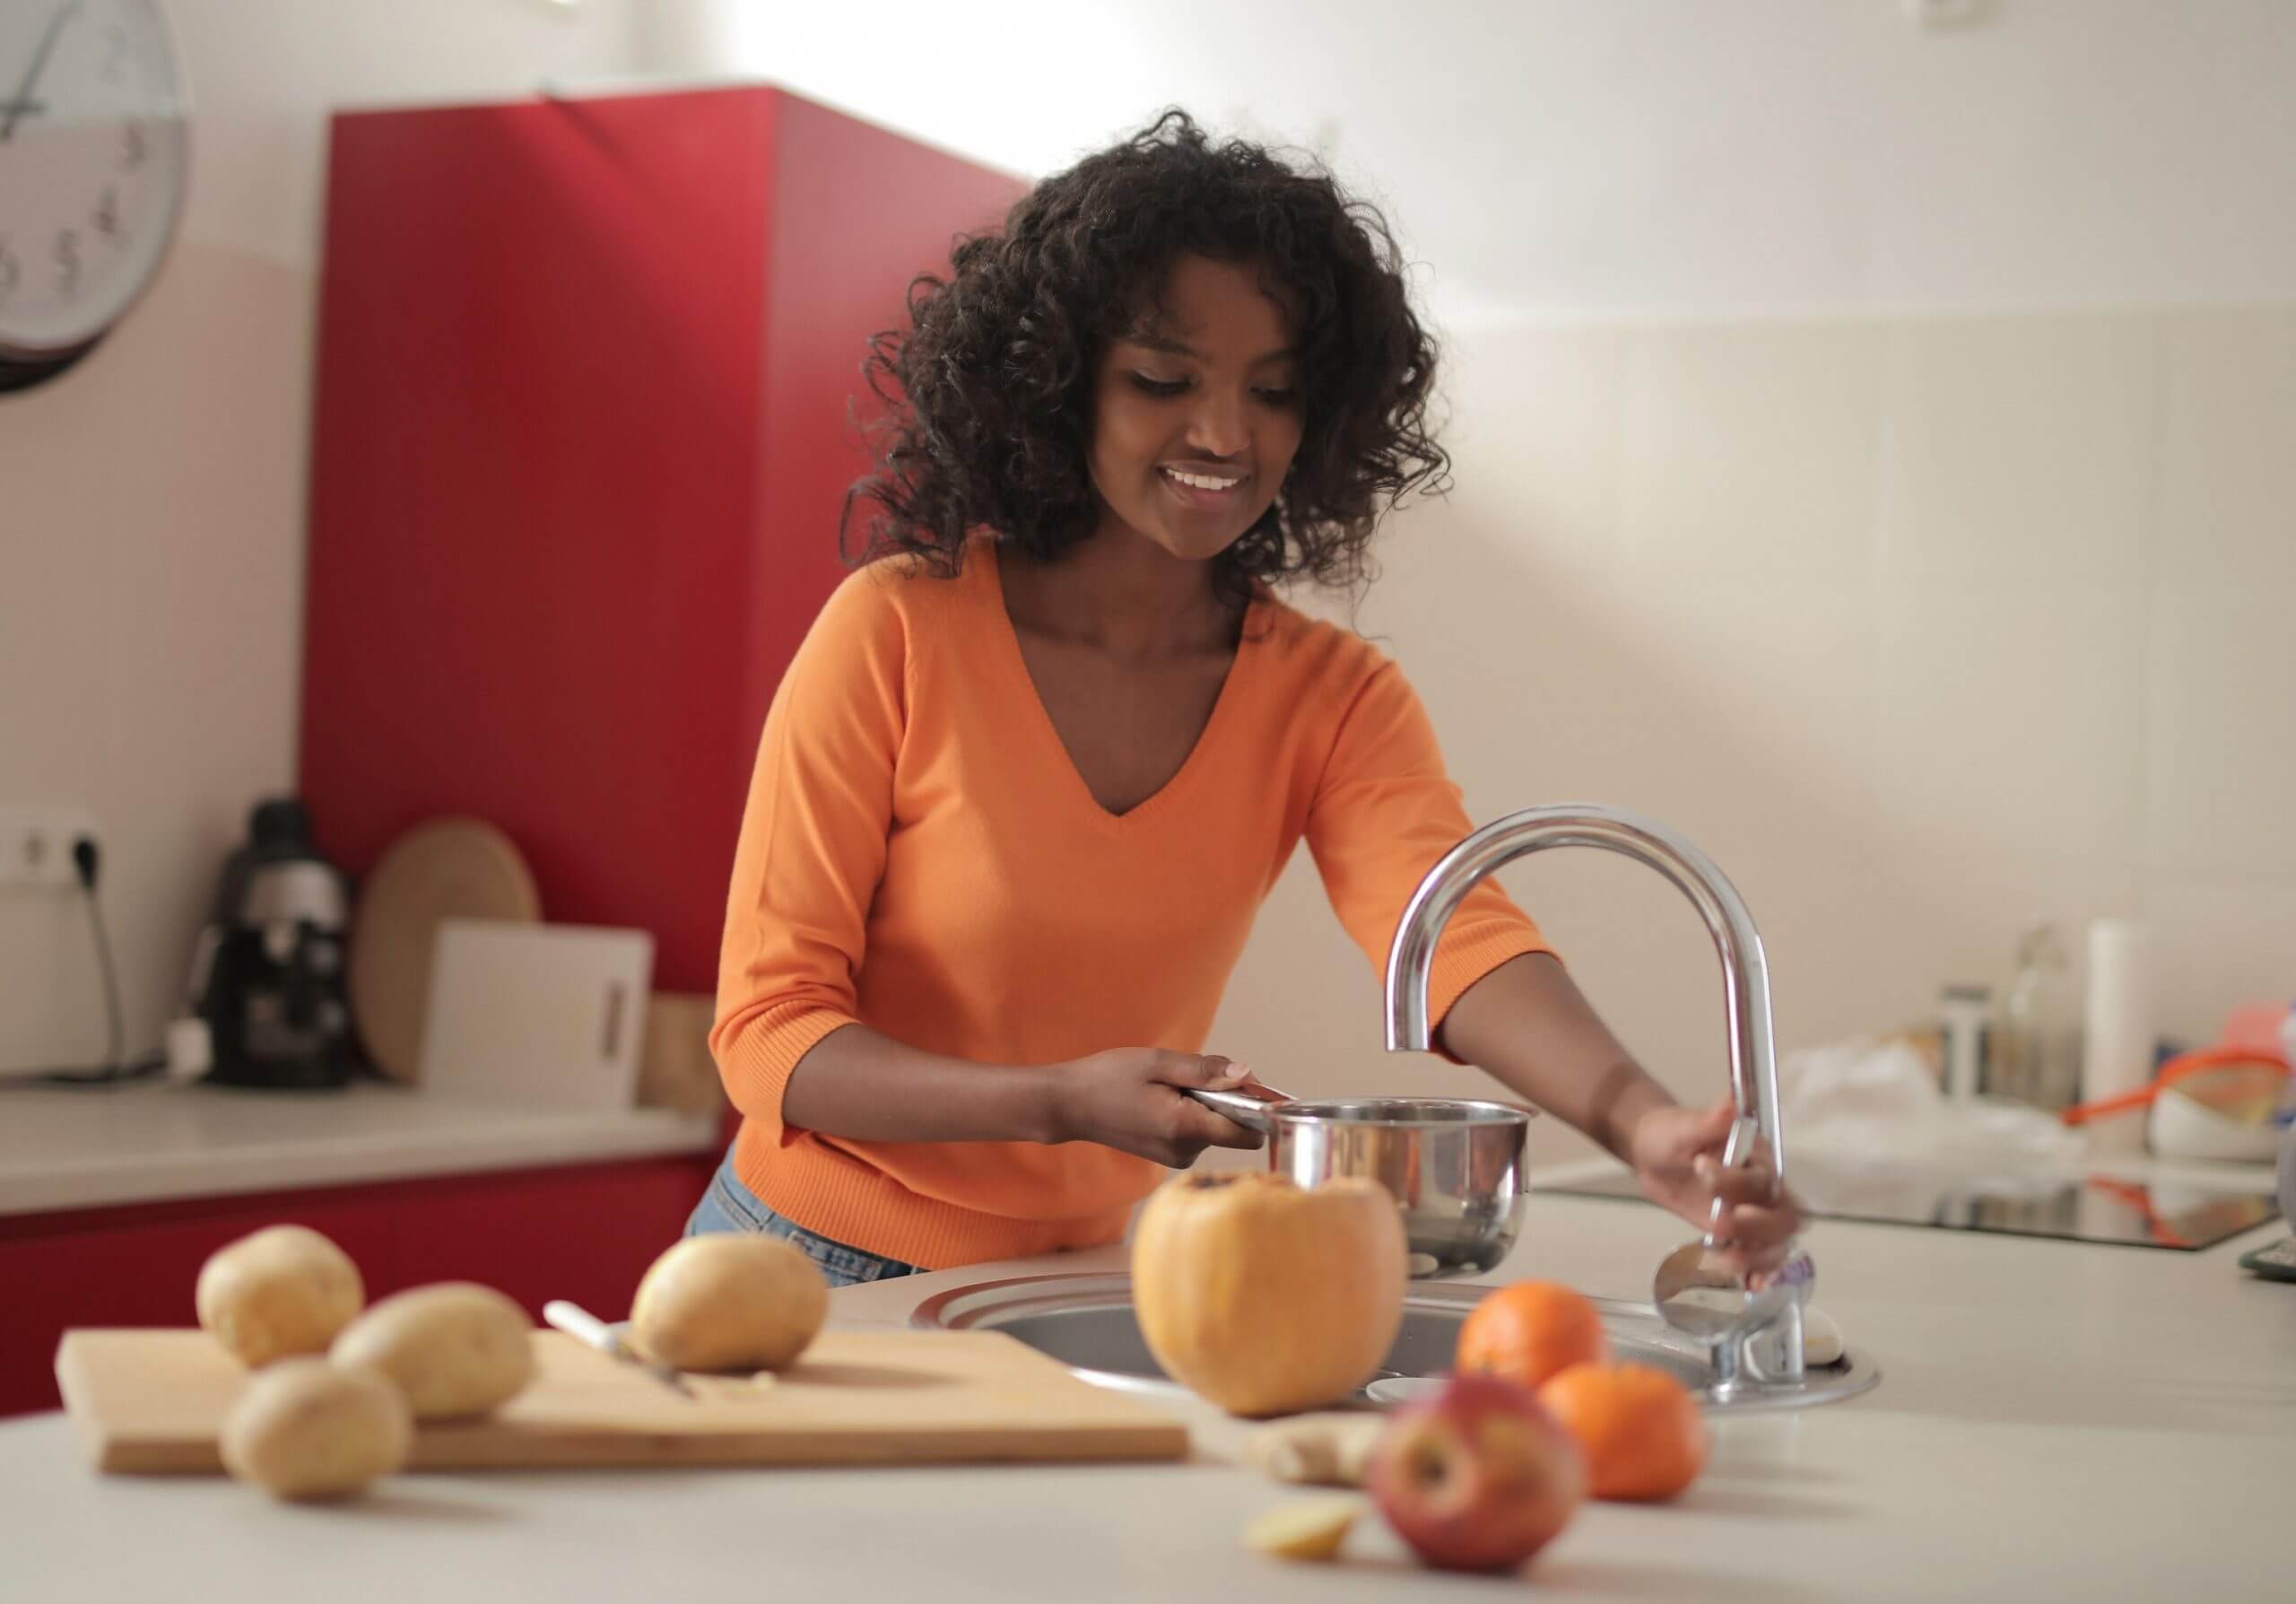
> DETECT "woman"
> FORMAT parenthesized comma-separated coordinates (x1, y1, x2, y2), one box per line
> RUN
(688, 110, 1798, 1286)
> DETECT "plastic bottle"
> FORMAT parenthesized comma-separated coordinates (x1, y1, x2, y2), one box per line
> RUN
(1939, 985, 1991, 1103)
(1995, 922, 2081, 1110)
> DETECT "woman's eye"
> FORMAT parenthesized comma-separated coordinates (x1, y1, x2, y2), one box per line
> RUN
(1127, 372, 1297, 405)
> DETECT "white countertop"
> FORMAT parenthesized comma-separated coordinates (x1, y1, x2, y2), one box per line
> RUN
(0, 1079, 720, 1216)
(4, 1158, 2291, 1602)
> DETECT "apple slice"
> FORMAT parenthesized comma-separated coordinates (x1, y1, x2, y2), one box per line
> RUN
(1243, 1495, 1365, 1562)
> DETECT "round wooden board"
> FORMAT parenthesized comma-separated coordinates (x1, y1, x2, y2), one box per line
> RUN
(348, 817, 543, 1084)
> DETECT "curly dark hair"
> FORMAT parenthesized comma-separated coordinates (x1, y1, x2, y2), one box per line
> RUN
(841, 109, 1449, 606)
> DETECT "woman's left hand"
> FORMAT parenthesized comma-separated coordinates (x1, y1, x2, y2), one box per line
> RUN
(1625, 1096, 1804, 1278)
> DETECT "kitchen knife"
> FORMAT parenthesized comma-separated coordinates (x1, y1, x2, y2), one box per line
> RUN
(543, 1299, 696, 1399)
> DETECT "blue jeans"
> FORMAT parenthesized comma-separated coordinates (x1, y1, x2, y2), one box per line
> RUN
(684, 1147, 924, 1289)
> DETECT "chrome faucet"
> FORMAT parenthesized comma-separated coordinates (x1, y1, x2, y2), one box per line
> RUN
(1382, 803, 1806, 1388)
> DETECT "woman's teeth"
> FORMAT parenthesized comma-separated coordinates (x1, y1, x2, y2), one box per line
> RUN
(1162, 467, 1245, 492)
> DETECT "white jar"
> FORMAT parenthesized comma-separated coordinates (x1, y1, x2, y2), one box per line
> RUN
(2082, 920, 2154, 1154)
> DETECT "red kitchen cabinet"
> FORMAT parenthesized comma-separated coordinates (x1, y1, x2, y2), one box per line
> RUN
(0, 1152, 714, 1418)
(297, 85, 1027, 991)
(371, 1161, 715, 1318)
(0, 1198, 396, 1416)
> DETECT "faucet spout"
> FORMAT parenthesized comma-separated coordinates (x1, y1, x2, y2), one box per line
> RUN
(1383, 804, 1787, 1182)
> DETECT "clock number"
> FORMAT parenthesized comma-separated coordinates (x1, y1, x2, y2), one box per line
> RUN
(100, 23, 132, 87)
(93, 187, 125, 247)
(53, 228, 82, 297)
(121, 120, 148, 171)
(0, 239, 20, 302)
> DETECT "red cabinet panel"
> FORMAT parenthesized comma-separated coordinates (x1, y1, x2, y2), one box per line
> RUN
(0, 1153, 714, 1418)
(0, 1199, 397, 1417)
(377, 1161, 714, 1317)
(297, 86, 1026, 991)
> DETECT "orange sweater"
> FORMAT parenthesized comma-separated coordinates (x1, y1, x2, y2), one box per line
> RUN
(711, 536, 1551, 1268)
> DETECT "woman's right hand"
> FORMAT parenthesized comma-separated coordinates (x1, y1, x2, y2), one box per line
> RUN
(1046, 1049, 1267, 1168)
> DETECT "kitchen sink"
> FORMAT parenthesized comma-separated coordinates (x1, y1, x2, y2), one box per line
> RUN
(911, 1273, 1879, 1412)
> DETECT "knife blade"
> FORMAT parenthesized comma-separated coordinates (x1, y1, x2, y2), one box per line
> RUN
(542, 1298, 696, 1399)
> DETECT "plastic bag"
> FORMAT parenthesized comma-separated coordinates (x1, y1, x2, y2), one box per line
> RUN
(1779, 1035, 2084, 1168)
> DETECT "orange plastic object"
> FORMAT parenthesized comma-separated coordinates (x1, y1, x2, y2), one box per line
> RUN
(2222, 1002, 2293, 1054)
(2058, 1045, 2289, 1128)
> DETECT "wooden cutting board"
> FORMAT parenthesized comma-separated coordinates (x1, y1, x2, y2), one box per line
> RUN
(56, 1329, 1188, 1473)
(347, 817, 544, 1085)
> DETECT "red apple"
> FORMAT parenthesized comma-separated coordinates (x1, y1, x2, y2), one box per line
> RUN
(1367, 1373, 1587, 1573)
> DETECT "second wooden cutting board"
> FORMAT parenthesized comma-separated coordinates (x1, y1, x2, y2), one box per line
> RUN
(56, 1328, 1189, 1473)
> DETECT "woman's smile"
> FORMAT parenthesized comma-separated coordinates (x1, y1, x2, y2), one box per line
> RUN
(1159, 464, 1251, 510)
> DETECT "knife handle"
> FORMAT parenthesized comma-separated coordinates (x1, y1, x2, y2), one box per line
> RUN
(543, 1299, 621, 1355)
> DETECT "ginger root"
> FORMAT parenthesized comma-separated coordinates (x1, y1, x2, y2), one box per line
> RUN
(1241, 1413, 1385, 1486)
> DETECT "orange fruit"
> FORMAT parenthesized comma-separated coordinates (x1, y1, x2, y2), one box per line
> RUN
(1453, 1281, 1610, 1390)
(1537, 1362, 1709, 1502)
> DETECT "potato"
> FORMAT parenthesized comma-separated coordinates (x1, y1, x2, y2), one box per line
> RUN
(220, 1358, 412, 1501)
(329, 1283, 535, 1420)
(630, 1235, 827, 1373)
(196, 1225, 366, 1367)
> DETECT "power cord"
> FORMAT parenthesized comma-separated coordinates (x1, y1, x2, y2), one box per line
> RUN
(2, 835, 166, 1087)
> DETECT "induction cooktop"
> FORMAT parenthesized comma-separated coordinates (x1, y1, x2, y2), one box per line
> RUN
(1544, 1155, 2283, 1251)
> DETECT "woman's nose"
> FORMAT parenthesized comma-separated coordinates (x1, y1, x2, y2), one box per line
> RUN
(1183, 387, 1250, 458)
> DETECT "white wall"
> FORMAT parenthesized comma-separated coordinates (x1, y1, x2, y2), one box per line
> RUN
(638, 0, 2296, 1153)
(1208, 303, 2296, 1164)
(7, 0, 2292, 1118)
(638, 0, 2296, 322)
(0, 0, 637, 1073)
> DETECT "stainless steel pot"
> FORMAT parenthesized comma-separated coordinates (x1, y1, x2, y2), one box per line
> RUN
(1187, 1085, 1535, 1278)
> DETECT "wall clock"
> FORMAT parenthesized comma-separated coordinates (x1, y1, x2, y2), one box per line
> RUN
(0, 0, 188, 394)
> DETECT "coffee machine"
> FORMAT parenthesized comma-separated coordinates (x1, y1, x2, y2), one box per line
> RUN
(183, 798, 358, 1089)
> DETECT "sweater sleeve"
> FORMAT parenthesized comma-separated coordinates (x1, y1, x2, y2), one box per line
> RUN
(709, 568, 907, 1144)
(1305, 655, 1555, 1065)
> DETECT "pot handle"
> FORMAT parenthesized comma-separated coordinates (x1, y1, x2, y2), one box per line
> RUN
(1185, 1084, 1292, 1134)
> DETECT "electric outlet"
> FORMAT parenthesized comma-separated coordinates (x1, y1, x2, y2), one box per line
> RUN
(0, 808, 102, 892)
